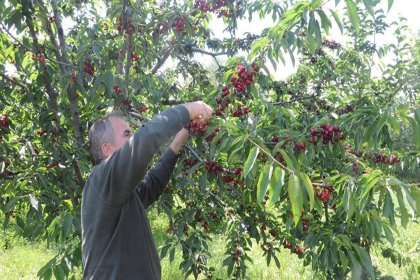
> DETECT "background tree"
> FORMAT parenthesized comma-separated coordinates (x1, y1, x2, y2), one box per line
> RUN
(0, 0, 419, 279)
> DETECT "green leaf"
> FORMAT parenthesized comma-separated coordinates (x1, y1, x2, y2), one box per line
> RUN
(279, 149, 295, 170)
(383, 190, 395, 224)
(375, 113, 388, 138)
(338, 250, 348, 275)
(53, 264, 65, 280)
(395, 188, 409, 227)
(288, 174, 303, 225)
(317, 10, 332, 34)
(63, 213, 73, 239)
(330, 9, 343, 33)
(257, 164, 273, 205)
(5, 196, 22, 213)
(346, 0, 360, 33)
(347, 250, 362, 280)
(360, 173, 382, 200)
(362, 0, 375, 17)
(243, 146, 259, 177)
(269, 167, 285, 206)
(299, 172, 315, 210)
(387, 0, 394, 12)
(354, 245, 375, 279)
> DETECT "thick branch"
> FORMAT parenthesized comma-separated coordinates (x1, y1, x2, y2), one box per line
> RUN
(116, 0, 128, 75)
(22, 1, 61, 135)
(151, 47, 173, 74)
(52, 0, 84, 146)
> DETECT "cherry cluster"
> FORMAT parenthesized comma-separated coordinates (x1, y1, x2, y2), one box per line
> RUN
(184, 158, 199, 169)
(205, 160, 223, 174)
(34, 53, 45, 64)
(314, 184, 334, 203)
(293, 142, 306, 151)
(231, 103, 250, 117)
(221, 167, 244, 188)
(138, 103, 149, 113)
(308, 124, 344, 145)
(322, 39, 341, 50)
(196, 0, 210, 12)
(231, 247, 244, 263)
(83, 60, 95, 76)
(71, 72, 77, 84)
(131, 53, 140, 62)
(117, 17, 135, 34)
(186, 120, 208, 136)
(159, 23, 171, 35)
(230, 63, 258, 93)
(372, 153, 400, 165)
(302, 219, 309, 233)
(172, 16, 186, 32)
(214, 86, 231, 116)
(114, 86, 122, 94)
(0, 114, 10, 129)
(282, 241, 306, 255)
(205, 127, 220, 143)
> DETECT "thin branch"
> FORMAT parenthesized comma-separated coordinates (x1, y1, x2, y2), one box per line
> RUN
(0, 72, 29, 90)
(248, 138, 294, 174)
(189, 46, 230, 57)
(271, 95, 316, 105)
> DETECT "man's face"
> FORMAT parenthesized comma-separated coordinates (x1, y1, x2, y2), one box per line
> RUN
(107, 117, 133, 156)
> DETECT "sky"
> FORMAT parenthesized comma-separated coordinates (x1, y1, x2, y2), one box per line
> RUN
(4, 0, 419, 78)
(203, 0, 420, 79)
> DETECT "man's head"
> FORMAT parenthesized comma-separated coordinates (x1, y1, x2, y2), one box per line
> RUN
(88, 114, 133, 164)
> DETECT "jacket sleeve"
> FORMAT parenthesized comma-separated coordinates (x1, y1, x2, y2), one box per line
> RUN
(136, 148, 179, 209)
(90, 105, 190, 206)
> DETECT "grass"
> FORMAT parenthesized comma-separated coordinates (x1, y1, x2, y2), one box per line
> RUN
(1, 210, 419, 280)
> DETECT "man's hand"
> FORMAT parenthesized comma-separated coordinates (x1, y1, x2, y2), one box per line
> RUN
(182, 101, 213, 122)
(170, 128, 189, 154)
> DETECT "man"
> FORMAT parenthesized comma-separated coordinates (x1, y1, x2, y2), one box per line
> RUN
(81, 101, 212, 279)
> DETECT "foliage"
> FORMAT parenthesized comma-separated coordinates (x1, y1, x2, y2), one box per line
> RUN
(0, 0, 419, 279)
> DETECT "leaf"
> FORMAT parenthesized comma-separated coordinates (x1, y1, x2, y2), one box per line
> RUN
(383, 190, 395, 224)
(354, 245, 375, 279)
(387, 0, 394, 12)
(362, 0, 375, 17)
(375, 113, 388, 138)
(257, 164, 273, 205)
(279, 149, 295, 170)
(53, 264, 65, 280)
(330, 9, 343, 33)
(360, 173, 382, 200)
(395, 188, 409, 227)
(244, 146, 259, 177)
(299, 172, 315, 210)
(5, 196, 22, 213)
(347, 250, 362, 280)
(288, 174, 303, 225)
(269, 167, 285, 206)
(346, 0, 360, 33)
(62, 213, 73, 239)
(28, 194, 40, 212)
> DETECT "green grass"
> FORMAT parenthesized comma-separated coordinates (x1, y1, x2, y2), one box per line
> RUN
(1, 211, 419, 280)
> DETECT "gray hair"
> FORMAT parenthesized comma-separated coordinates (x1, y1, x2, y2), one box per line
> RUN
(88, 112, 124, 163)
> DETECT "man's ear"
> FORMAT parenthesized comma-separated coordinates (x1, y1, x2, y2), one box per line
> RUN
(101, 143, 112, 159)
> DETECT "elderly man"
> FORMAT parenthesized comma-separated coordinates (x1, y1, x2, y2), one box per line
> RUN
(81, 101, 212, 279)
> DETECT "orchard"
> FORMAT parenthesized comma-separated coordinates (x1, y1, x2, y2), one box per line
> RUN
(1, 0, 419, 279)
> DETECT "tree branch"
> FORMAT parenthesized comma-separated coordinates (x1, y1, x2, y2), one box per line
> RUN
(271, 94, 316, 105)
(151, 46, 173, 74)
(52, 0, 84, 146)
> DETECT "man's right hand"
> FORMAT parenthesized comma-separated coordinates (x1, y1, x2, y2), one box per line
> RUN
(182, 101, 213, 122)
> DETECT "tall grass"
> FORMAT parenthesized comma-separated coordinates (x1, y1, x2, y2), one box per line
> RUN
(1, 209, 419, 280)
